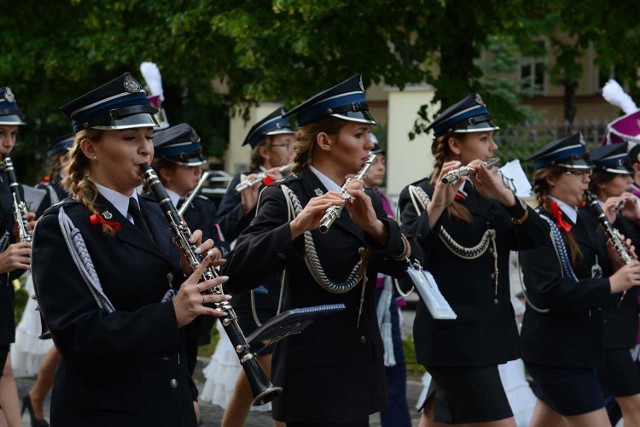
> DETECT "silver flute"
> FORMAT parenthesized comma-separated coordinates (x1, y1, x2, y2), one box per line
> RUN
(319, 154, 377, 234)
(233, 163, 294, 194)
(177, 171, 211, 217)
(441, 157, 500, 184)
(4, 157, 31, 243)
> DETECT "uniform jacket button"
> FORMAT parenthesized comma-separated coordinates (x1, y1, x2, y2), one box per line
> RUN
(277, 253, 286, 260)
(360, 335, 367, 344)
(170, 379, 178, 389)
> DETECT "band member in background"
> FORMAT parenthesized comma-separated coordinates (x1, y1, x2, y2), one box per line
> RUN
(223, 74, 411, 426)
(32, 73, 230, 426)
(398, 93, 546, 427)
(519, 134, 640, 427)
(584, 143, 640, 426)
(13, 134, 73, 427)
(202, 108, 294, 427)
(150, 122, 229, 378)
(0, 87, 34, 427)
(364, 136, 412, 427)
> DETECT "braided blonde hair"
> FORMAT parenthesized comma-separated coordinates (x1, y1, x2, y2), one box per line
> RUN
(533, 166, 582, 265)
(429, 132, 472, 223)
(63, 129, 116, 235)
(291, 116, 345, 174)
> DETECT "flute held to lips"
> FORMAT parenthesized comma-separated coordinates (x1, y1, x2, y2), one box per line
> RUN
(318, 154, 377, 234)
(139, 164, 282, 406)
(441, 157, 500, 184)
(233, 163, 294, 194)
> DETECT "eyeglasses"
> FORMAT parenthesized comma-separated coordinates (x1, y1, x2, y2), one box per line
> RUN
(271, 142, 293, 150)
(562, 169, 592, 177)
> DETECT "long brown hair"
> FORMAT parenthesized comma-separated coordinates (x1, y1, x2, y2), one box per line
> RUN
(291, 116, 345, 174)
(429, 131, 472, 223)
(588, 170, 616, 199)
(533, 166, 582, 265)
(63, 129, 116, 235)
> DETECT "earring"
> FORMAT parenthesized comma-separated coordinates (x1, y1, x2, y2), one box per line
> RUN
(93, 156, 97, 160)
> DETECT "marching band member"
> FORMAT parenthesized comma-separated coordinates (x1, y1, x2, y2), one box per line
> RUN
(583, 143, 640, 426)
(223, 74, 411, 426)
(519, 134, 640, 427)
(32, 73, 230, 427)
(398, 93, 547, 427)
(0, 86, 33, 427)
(150, 122, 229, 379)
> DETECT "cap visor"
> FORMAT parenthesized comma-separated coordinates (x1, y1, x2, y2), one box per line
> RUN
(453, 120, 499, 134)
(331, 110, 376, 125)
(91, 113, 159, 130)
(0, 115, 26, 126)
(557, 158, 594, 169)
(265, 128, 296, 136)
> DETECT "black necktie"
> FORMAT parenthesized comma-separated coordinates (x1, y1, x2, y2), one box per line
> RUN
(177, 197, 185, 210)
(128, 198, 152, 239)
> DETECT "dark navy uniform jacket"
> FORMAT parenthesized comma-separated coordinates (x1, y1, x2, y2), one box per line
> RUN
(32, 195, 202, 427)
(0, 168, 19, 348)
(398, 177, 547, 368)
(581, 205, 639, 350)
(519, 208, 613, 369)
(223, 166, 408, 424)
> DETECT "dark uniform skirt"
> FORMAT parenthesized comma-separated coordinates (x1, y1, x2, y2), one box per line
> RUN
(597, 349, 640, 397)
(424, 366, 513, 424)
(526, 363, 605, 416)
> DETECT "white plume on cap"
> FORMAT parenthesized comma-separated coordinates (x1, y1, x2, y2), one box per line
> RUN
(139, 62, 164, 101)
(602, 79, 638, 114)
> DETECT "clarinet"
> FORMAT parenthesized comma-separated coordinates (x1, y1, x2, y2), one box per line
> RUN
(139, 164, 282, 406)
(177, 171, 211, 217)
(441, 157, 500, 184)
(4, 157, 31, 243)
(318, 154, 377, 234)
(584, 190, 633, 307)
(233, 163, 294, 194)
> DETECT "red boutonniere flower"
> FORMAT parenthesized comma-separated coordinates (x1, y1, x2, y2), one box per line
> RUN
(262, 175, 275, 186)
(90, 213, 122, 232)
(454, 191, 466, 202)
(549, 201, 572, 232)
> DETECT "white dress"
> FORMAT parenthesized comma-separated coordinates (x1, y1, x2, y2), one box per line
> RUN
(199, 321, 271, 412)
(11, 273, 53, 374)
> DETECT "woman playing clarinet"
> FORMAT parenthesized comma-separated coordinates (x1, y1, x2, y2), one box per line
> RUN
(31, 73, 230, 427)
(519, 133, 640, 427)
(223, 74, 411, 426)
(397, 93, 548, 427)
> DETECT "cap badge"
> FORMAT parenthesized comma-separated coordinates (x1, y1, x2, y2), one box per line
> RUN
(123, 75, 141, 93)
(358, 75, 365, 92)
(4, 88, 14, 103)
(474, 93, 485, 107)
(102, 210, 113, 220)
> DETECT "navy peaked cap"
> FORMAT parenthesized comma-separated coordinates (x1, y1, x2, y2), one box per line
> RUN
(47, 134, 74, 157)
(60, 73, 159, 133)
(0, 87, 26, 126)
(590, 143, 633, 174)
(426, 93, 498, 138)
(153, 123, 205, 166)
(243, 107, 295, 148)
(284, 74, 376, 126)
(527, 133, 593, 170)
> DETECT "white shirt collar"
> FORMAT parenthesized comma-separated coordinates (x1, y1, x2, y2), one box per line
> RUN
(166, 188, 181, 208)
(94, 182, 138, 224)
(309, 165, 342, 193)
(549, 195, 578, 224)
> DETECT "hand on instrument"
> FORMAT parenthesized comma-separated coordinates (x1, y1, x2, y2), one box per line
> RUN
(240, 173, 261, 215)
(0, 241, 31, 272)
(610, 192, 640, 222)
(13, 211, 36, 241)
(606, 234, 637, 271)
(174, 251, 231, 328)
(265, 166, 285, 181)
(289, 191, 345, 239)
(432, 161, 468, 208)
(179, 229, 224, 275)
(609, 259, 640, 294)
(344, 178, 387, 242)
(469, 160, 515, 207)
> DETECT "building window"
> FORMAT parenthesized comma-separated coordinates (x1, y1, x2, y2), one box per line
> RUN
(519, 40, 547, 97)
